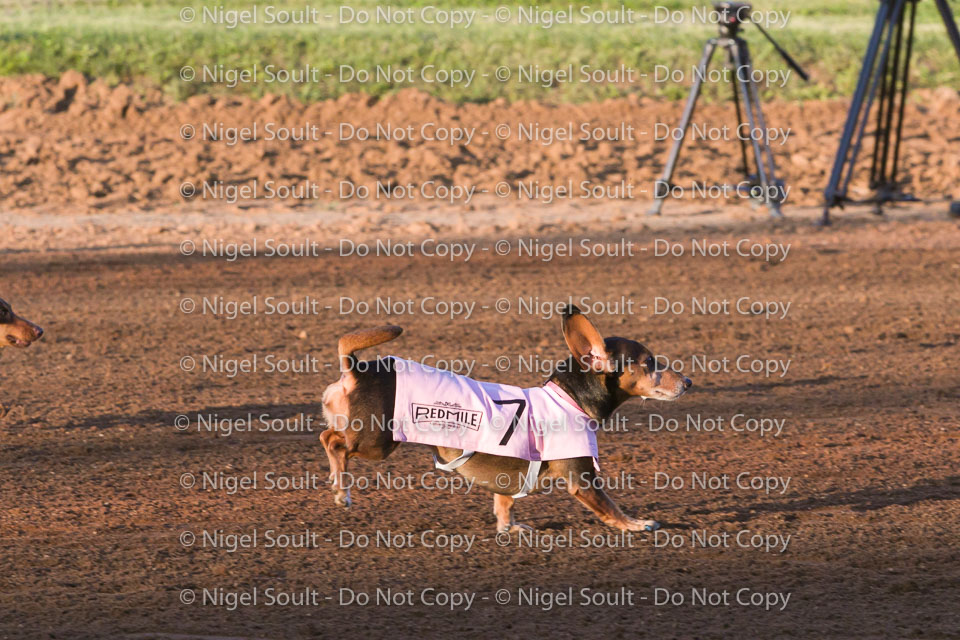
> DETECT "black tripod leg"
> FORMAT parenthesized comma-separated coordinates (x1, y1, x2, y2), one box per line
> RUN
(741, 41, 785, 218)
(648, 39, 718, 215)
(891, 0, 917, 187)
(839, 0, 906, 206)
(820, 0, 893, 225)
(934, 0, 960, 63)
(731, 42, 781, 217)
(868, 21, 893, 190)
(728, 47, 751, 176)
(875, 3, 907, 211)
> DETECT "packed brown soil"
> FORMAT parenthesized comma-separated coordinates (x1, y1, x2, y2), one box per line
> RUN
(1, 209, 958, 639)
(1, 71, 958, 212)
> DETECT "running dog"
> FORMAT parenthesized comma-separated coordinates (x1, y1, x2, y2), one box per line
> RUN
(320, 305, 691, 533)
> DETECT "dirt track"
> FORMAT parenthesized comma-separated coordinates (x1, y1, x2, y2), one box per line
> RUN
(1, 209, 958, 639)
(1, 72, 958, 212)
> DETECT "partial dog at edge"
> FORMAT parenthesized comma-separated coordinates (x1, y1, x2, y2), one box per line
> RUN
(0, 297, 44, 418)
(320, 305, 691, 533)
(0, 297, 44, 350)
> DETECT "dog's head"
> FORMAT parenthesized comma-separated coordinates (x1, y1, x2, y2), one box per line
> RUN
(560, 305, 691, 407)
(0, 298, 44, 349)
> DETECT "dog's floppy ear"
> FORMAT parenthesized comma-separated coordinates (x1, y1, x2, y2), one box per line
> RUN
(561, 305, 612, 372)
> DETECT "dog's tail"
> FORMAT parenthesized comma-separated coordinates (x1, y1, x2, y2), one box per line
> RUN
(338, 326, 403, 374)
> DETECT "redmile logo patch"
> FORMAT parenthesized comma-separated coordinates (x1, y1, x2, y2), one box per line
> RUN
(411, 402, 483, 431)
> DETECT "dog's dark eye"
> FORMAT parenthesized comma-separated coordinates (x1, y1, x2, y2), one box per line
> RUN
(645, 356, 666, 373)
(0, 308, 9, 322)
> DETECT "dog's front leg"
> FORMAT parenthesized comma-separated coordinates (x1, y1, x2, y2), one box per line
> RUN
(493, 494, 533, 533)
(567, 480, 658, 532)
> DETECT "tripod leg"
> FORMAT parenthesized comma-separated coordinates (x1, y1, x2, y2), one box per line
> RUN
(820, 0, 894, 225)
(743, 42, 785, 218)
(868, 19, 893, 190)
(890, 0, 917, 187)
(731, 42, 781, 218)
(727, 47, 751, 176)
(839, 0, 906, 207)
(875, 2, 908, 210)
(648, 39, 718, 215)
(934, 0, 960, 63)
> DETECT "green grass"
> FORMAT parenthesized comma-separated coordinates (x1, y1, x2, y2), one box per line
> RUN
(0, 1, 957, 103)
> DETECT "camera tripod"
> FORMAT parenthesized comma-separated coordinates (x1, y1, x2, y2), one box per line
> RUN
(648, 2, 808, 218)
(821, 0, 960, 225)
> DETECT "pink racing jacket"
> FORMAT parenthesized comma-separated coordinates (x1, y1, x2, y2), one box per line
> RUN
(390, 357, 598, 462)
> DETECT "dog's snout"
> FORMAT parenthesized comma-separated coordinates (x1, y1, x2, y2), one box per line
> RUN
(33, 326, 44, 340)
(683, 377, 693, 390)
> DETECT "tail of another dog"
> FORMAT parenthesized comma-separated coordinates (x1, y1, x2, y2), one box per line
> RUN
(338, 326, 403, 374)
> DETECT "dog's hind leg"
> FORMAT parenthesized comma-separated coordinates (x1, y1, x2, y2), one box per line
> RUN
(319, 326, 402, 508)
(321, 377, 354, 507)
(320, 427, 352, 507)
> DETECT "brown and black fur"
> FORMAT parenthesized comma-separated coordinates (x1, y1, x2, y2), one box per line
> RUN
(320, 305, 691, 532)
(0, 297, 43, 350)
(0, 297, 44, 418)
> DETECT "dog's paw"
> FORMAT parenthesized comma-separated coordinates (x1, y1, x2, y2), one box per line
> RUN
(333, 491, 352, 508)
(624, 518, 659, 532)
(497, 523, 533, 534)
